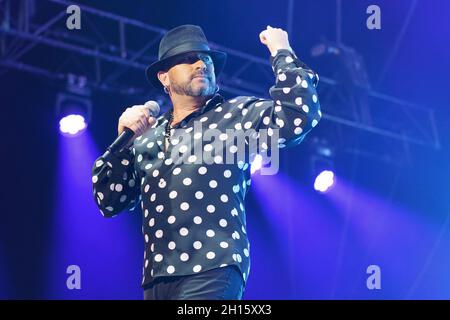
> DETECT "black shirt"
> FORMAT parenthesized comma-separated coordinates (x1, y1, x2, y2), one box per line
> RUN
(91, 49, 321, 288)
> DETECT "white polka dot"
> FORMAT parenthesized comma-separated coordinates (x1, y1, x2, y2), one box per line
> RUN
(180, 202, 189, 211)
(285, 56, 294, 63)
(206, 251, 216, 259)
(278, 73, 287, 81)
(151, 194, 157, 202)
(232, 231, 240, 240)
(219, 133, 228, 141)
(312, 94, 318, 103)
(295, 97, 303, 105)
(154, 254, 163, 262)
(206, 229, 215, 237)
(146, 142, 154, 149)
(193, 265, 202, 273)
(193, 241, 202, 250)
(244, 121, 252, 129)
(231, 208, 238, 216)
(263, 116, 270, 125)
(236, 254, 242, 263)
(145, 234, 149, 243)
(167, 215, 176, 224)
(155, 205, 164, 213)
(158, 179, 166, 188)
(185, 127, 193, 133)
(144, 184, 150, 193)
(188, 155, 197, 163)
(179, 145, 188, 153)
(200, 116, 208, 122)
(179, 227, 189, 236)
(276, 118, 285, 128)
(195, 191, 204, 199)
(282, 87, 291, 94)
(164, 158, 173, 165)
(193, 216, 202, 224)
(209, 180, 218, 188)
(220, 241, 229, 248)
(183, 178, 192, 186)
(155, 230, 163, 238)
(223, 170, 232, 178)
(219, 219, 228, 227)
(121, 159, 129, 166)
(137, 155, 143, 162)
(97, 192, 104, 200)
(229, 145, 238, 153)
(207, 205, 216, 213)
(294, 127, 303, 135)
(167, 266, 175, 274)
(204, 144, 213, 152)
(92, 175, 98, 183)
(232, 185, 240, 193)
(198, 166, 207, 175)
(302, 104, 309, 113)
(312, 119, 319, 127)
(214, 155, 223, 164)
(145, 259, 149, 268)
(224, 113, 232, 119)
(168, 241, 176, 250)
(180, 253, 189, 262)
(301, 79, 308, 88)
(244, 248, 249, 257)
(220, 194, 229, 203)
(145, 163, 153, 170)
(157, 152, 164, 159)
(150, 243, 154, 252)
(149, 218, 155, 227)
(173, 167, 182, 175)
(194, 132, 202, 140)
(169, 191, 177, 199)
(209, 123, 218, 129)
(294, 118, 302, 126)
(109, 183, 115, 191)
(215, 106, 222, 112)
(275, 105, 282, 112)
(152, 169, 159, 177)
(234, 123, 242, 130)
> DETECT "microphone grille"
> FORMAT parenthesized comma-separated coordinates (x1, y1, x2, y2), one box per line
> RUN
(144, 100, 160, 117)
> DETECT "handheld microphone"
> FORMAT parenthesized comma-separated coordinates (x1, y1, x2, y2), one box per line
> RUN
(102, 101, 160, 160)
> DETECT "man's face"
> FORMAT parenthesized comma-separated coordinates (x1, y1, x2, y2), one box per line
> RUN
(163, 52, 216, 97)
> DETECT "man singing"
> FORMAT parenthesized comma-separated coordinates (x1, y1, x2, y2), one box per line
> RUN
(92, 24, 321, 300)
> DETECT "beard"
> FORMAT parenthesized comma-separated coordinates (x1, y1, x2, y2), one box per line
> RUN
(171, 76, 216, 97)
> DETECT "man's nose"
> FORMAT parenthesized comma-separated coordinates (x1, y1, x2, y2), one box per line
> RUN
(194, 59, 207, 71)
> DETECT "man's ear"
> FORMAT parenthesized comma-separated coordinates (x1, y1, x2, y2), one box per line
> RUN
(157, 71, 169, 88)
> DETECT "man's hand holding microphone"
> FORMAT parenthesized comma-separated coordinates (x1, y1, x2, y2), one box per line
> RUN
(102, 101, 160, 160)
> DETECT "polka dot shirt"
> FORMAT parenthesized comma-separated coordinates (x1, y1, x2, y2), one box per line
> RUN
(92, 49, 321, 288)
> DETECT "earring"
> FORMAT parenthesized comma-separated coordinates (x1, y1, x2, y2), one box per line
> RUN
(164, 86, 169, 94)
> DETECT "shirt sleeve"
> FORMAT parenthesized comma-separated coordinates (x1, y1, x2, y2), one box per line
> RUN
(238, 48, 322, 149)
(91, 147, 140, 217)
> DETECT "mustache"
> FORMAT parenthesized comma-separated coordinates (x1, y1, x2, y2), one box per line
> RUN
(192, 72, 211, 79)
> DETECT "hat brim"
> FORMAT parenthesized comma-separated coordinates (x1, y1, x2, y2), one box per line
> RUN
(145, 50, 227, 90)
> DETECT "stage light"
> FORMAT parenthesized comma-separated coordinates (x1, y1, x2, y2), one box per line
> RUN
(314, 170, 335, 192)
(55, 75, 92, 137)
(310, 137, 336, 193)
(59, 114, 87, 135)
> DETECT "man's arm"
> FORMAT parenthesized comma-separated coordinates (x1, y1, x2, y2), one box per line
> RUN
(91, 148, 140, 217)
(237, 26, 321, 148)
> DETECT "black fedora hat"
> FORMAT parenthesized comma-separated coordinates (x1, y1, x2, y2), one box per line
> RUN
(146, 24, 227, 90)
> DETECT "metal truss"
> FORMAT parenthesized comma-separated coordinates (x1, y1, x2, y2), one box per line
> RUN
(0, 0, 440, 151)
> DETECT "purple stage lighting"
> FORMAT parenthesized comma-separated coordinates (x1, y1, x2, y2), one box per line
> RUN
(314, 170, 335, 192)
(59, 114, 87, 135)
